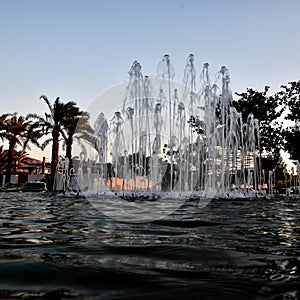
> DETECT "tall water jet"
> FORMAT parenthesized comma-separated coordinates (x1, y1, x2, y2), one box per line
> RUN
(157, 54, 176, 190)
(73, 54, 262, 202)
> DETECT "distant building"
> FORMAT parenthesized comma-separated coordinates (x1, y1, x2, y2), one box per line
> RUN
(1, 156, 51, 185)
(16, 156, 51, 175)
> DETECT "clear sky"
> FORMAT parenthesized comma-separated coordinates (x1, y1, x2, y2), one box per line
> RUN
(0, 0, 300, 159)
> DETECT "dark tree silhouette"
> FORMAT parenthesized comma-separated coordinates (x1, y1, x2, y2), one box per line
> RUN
(276, 81, 300, 161)
(27, 96, 79, 188)
(1, 114, 42, 183)
(233, 86, 284, 158)
(62, 106, 91, 166)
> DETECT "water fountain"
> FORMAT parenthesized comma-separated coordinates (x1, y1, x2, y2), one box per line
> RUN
(69, 54, 263, 202)
(53, 156, 69, 194)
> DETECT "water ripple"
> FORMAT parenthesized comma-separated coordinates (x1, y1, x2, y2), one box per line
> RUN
(0, 194, 299, 299)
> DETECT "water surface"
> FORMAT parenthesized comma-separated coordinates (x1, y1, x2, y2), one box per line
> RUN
(0, 193, 299, 299)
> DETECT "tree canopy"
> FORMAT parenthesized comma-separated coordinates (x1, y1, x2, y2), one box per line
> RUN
(277, 80, 300, 161)
(1, 113, 42, 183)
(27, 95, 87, 188)
(232, 86, 284, 158)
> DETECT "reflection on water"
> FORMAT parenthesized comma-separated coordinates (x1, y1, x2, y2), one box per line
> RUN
(0, 193, 299, 299)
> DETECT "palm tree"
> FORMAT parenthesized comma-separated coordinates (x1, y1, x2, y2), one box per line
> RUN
(62, 106, 92, 165)
(27, 95, 79, 188)
(1, 113, 42, 183)
(0, 114, 10, 175)
(0, 147, 28, 174)
(0, 145, 7, 174)
(0, 113, 11, 141)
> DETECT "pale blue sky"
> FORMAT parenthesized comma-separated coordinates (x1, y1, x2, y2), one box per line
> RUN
(1, 0, 300, 117)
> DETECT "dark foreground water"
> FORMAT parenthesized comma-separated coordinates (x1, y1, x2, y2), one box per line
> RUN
(0, 193, 299, 299)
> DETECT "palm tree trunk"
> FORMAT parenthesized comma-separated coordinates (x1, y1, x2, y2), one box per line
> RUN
(50, 127, 60, 189)
(5, 141, 15, 184)
(65, 133, 73, 166)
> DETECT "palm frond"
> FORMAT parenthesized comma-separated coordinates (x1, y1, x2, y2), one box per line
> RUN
(40, 95, 54, 116)
(41, 138, 53, 150)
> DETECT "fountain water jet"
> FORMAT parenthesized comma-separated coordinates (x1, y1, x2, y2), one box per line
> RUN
(71, 54, 263, 203)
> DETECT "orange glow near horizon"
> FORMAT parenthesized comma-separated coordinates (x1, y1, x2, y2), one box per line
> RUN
(94, 176, 161, 191)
